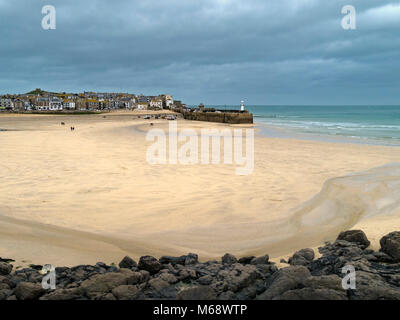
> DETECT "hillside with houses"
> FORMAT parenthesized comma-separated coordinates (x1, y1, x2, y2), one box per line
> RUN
(0, 89, 186, 112)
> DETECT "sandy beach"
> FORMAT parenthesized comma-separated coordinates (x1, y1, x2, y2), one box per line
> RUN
(1, 112, 400, 268)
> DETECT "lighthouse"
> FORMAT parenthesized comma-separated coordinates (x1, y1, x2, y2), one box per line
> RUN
(240, 100, 245, 112)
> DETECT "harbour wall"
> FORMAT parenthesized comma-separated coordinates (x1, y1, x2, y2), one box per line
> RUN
(182, 111, 253, 124)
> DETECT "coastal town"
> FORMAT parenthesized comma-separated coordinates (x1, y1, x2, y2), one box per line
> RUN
(0, 89, 186, 113)
(0, 89, 253, 124)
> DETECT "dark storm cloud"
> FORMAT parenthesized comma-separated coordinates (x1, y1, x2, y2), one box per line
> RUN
(0, 0, 399, 104)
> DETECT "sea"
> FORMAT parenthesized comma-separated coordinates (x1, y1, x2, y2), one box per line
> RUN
(209, 105, 400, 146)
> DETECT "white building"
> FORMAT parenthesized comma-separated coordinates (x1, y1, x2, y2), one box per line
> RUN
(165, 95, 174, 109)
(150, 98, 163, 109)
(137, 102, 148, 110)
(0, 98, 13, 110)
(63, 100, 76, 110)
(49, 97, 63, 111)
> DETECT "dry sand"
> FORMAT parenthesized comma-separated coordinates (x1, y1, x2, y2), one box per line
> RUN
(1, 112, 400, 267)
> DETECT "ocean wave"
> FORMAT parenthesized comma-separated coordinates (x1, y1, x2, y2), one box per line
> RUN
(256, 118, 400, 130)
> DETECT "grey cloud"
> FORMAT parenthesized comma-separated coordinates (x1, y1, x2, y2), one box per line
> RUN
(0, 0, 399, 104)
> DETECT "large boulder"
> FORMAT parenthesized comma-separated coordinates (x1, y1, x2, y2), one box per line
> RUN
(337, 230, 370, 249)
(257, 266, 311, 300)
(216, 264, 259, 293)
(14, 282, 45, 300)
(0, 262, 12, 276)
(185, 253, 198, 266)
(0, 289, 12, 300)
(303, 275, 344, 291)
(119, 256, 137, 269)
(158, 272, 178, 284)
(238, 256, 255, 265)
(0, 276, 13, 289)
(349, 271, 400, 300)
(146, 278, 176, 299)
(138, 256, 162, 274)
(288, 248, 315, 266)
(222, 254, 237, 265)
(159, 256, 187, 266)
(112, 285, 139, 300)
(77, 269, 137, 299)
(250, 255, 269, 265)
(380, 232, 400, 261)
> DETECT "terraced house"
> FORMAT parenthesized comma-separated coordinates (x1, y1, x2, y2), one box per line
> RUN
(0, 98, 13, 111)
(0, 90, 177, 112)
(150, 97, 163, 110)
(49, 97, 63, 111)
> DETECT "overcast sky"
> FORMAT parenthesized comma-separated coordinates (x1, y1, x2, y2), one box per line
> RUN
(0, 0, 399, 105)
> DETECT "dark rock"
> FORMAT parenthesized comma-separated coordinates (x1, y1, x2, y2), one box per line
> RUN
(15, 282, 45, 300)
(28, 265, 43, 271)
(257, 266, 311, 300)
(0, 283, 10, 291)
(159, 255, 187, 266)
(198, 275, 213, 285)
(303, 275, 344, 291)
(100, 293, 117, 300)
(251, 255, 269, 265)
(256, 264, 278, 276)
(5, 229, 400, 301)
(372, 251, 395, 263)
(309, 240, 365, 276)
(0, 275, 14, 289)
(380, 232, 400, 261)
(178, 286, 216, 300)
(55, 267, 69, 274)
(254, 279, 268, 295)
(288, 248, 315, 266)
(77, 269, 136, 299)
(158, 272, 178, 284)
(148, 278, 169, 292)
(185, 253, 198, 266)
(0, 289, 12, 300)
(119, 256, 137, 269)
(95, 262, 107, 268)
(138, 256, 162, 274)
(0, 262, 12, 276)
(112, 285, 139, 300)
(349, 271, 400, 300)
(146, 278, 177, 298)
(238, 256, 256, 265)
(138, 270, 150, 283)
(123, 271, 148, 285)
(337, 230, 370, 248)
(178, 268, 197, 281)
(217, 264, 259, 293)
(237, 285, 257, 300)
(222, 254, 237, 265)
(218, 290, 237, 300)
(0, 258, 15, 263)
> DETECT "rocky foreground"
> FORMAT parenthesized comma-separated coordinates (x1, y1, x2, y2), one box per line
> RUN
(1, 230, 400, 300)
